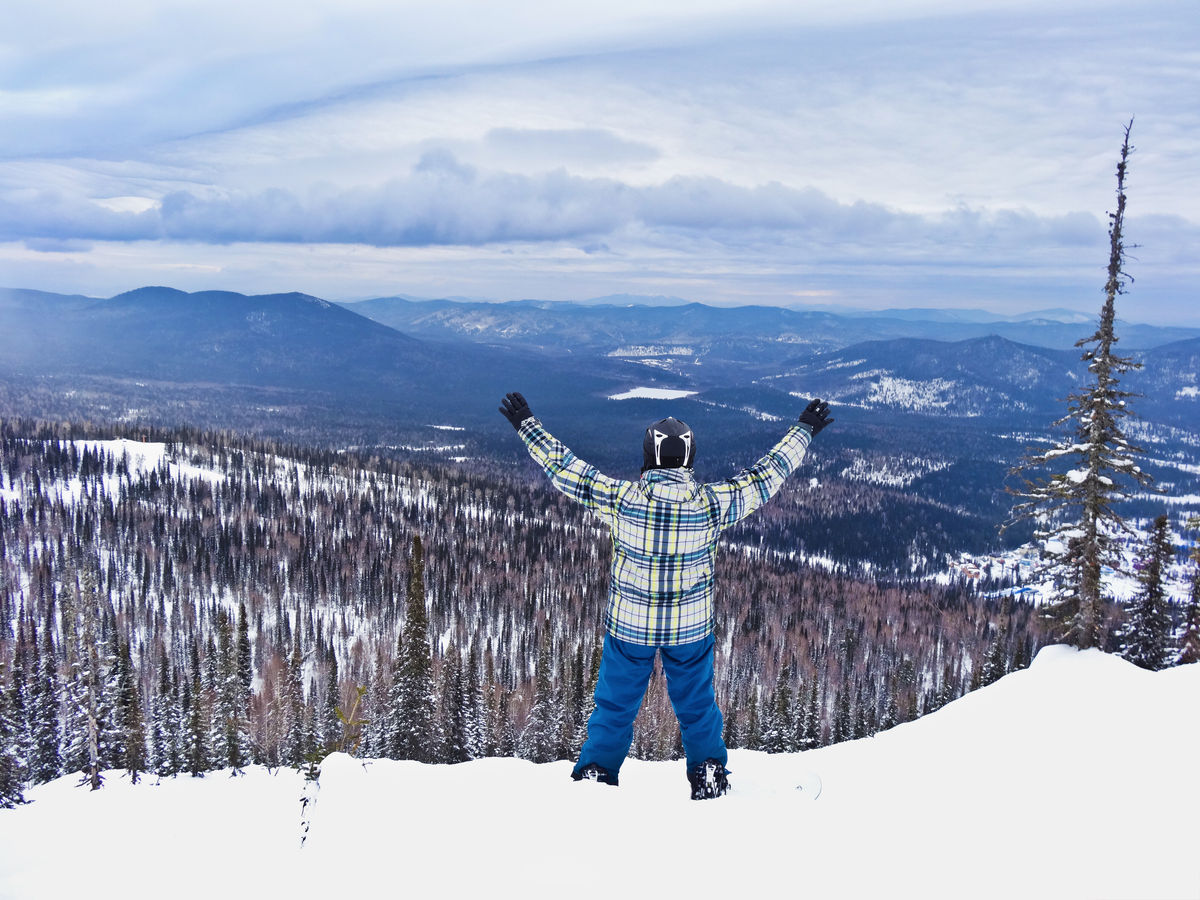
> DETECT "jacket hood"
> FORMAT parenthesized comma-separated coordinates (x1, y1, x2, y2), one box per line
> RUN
(639, 467, 701, 503)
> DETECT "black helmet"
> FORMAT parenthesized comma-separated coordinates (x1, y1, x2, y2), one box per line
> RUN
(643, 417, 696, 470)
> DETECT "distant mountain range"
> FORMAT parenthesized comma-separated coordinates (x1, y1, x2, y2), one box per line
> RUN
(832, 306, 1096, 325)
(2, 285, 1197, 537)
(340, 294, 1198, 357)
(357, 293, 1117, 324)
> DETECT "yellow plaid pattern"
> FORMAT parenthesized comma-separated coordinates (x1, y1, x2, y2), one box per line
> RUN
(518, 418, 813, 645)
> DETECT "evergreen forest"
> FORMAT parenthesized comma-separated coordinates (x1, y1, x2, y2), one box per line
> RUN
(0, 418, 1046, 794)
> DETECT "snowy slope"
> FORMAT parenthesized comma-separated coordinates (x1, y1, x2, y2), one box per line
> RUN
(1, 647, 1196, 900)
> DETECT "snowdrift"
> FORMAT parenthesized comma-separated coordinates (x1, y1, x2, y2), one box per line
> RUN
(1, 647, 1196, 900)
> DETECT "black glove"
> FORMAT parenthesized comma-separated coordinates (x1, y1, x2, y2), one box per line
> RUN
(799, 398, 833, 435)
(499, 391, 534, 429)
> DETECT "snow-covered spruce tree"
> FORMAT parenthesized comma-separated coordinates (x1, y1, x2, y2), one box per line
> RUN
(977, 628, 1009, 688)
(1011, 635, 1035, 672)
(204, 631, 227, 767)
(95, 625, 124, 773)
(283, 634, 307, 768)
(0, 658, 26, 808)
(721, 685, 741, 749)
(361, 660, 389, 758)
(1116, 514, 1174, 670)
(390, 535, 441, 762)
(151, 656, 180, 777)
(977, 600, 1012, 688)
(60, 565, 107, 790)
(116, 636, 147, 782)
(320, 652, 341, 754)
(496, 690, 517, 757)
(213, 607, 251, 772)
(1176, 514, 1200, 665)
(830, 686, 852, 744)
(743, 689, 762, 750)
(439, 643, 468, 763)
(8, 620, 30, 793)
(853, 684, 875, 739)
(1005, 122, 1152, 649)
(761, 666, 795, 754)
(4, 624, 30, 792)
(519, 630, 562, 763)
(561, 642, 585, 759)
(464, 640, 487, 760)
(879, 687, 898, 734)
(574, 640, 601, 753)
(31, 615, 62, 784)
(799, 678, 822, 750)
(184, 642, 210, 777)
(929, 662, 958, 713)
(236, 600, 253, 701)
(303, 680, 320, 761)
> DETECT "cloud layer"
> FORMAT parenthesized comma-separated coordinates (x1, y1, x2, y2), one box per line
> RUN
(3, 150, 1130, 256)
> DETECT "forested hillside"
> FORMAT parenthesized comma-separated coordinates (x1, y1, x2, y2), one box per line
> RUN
(1, 419, 1043, 789)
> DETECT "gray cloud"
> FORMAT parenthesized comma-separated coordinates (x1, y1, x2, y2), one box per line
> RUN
(157, 153, 630, 245)
(0, 190, 162, 242)
(0, 152, 1130, 263)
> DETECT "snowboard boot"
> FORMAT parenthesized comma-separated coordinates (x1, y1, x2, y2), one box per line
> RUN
(571, 763, 618, 786)
(687, 759, 730, 800)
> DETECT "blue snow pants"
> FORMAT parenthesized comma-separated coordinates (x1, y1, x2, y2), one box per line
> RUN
(573, 633, 726, 781)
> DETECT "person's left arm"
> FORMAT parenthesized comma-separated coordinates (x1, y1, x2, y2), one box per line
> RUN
(706, 398, 833, 530)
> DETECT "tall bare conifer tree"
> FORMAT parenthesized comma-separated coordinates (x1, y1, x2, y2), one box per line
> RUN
(1006, 121, 1152, 648)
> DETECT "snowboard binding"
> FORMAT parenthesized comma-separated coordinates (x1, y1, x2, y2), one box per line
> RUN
(572, 763, 618, 786)
(688, 759, 730, 800)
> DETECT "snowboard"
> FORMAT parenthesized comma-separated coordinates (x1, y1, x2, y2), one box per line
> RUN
(793, 771, 823, 800)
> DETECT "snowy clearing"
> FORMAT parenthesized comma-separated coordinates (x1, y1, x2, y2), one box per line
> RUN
(607, 345, 696, 357)
(2, 648, 1196, 900)
(608, 387, 698, 401)
(864, 375, 958, 410)
(840, 454, 951, 488)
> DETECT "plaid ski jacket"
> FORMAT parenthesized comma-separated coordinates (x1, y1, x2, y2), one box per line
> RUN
(517, 417, 813, 646)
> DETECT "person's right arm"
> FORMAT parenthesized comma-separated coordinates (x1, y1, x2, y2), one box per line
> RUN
(500, 391, 622, 522)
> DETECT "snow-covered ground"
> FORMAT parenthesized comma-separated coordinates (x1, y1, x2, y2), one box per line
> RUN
(2, 648, 1196, 900)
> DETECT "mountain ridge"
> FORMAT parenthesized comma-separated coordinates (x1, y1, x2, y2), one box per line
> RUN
(338, 292, 1200, 354)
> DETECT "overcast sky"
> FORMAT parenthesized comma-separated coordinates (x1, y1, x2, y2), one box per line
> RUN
(1, 0, 1197, 321)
